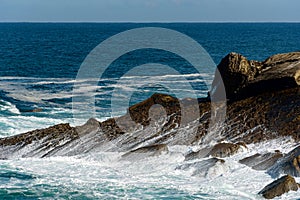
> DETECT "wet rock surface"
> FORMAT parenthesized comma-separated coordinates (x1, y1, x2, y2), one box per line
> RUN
(0, 51, 299, 159)
(258, 175, 299, 199)
(176, 158, 226, 177)
(268, 146, 300, 178)
(239, 151, 283, 171)
(185, 142, 246, 160)
(121, 144, 168, 161)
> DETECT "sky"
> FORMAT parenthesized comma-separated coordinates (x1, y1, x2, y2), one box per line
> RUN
(0, 0, 300, 22)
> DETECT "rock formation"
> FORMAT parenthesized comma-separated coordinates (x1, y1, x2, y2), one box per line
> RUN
(258, 175, 299, 199)
(211, 52, 300, 101)
(0, 51, 299, 164)
(121, 144, 168, 161)
(1, 51, 300, 198)
(176, 158, 226, 177)
(268, 146, 300, 178)
(239, 151, 283, 170)
(185, 142, 246, 160)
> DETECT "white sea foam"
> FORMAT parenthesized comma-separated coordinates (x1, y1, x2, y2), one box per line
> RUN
(0, 100, 20, 115)
(1, 138, 299, 199)
(0, 74, 211, 106)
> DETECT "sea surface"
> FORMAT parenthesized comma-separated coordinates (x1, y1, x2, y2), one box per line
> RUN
(0, 23, 300, 199)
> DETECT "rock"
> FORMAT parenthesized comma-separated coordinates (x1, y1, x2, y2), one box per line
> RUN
(211, 52, 300, 101)
(0, 123, 78, 159)
(185, 142, 246, 160)
(208, 142, 246, 158)
(0, 51, 299, 158)
(75, 118, 100, 135)
(128, 93, 181, 126)
(239, 151, 283, 170)
(22, 108, 43, 113)
(184, 147, 213, 161)
(258, 175, 298, 199)
(121, 144, 168, 161)
(217, 86, 300, 144)
(176, 158, 226, 177)
(268, 146, 300, 178)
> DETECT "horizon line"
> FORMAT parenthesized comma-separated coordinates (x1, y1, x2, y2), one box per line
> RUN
(1, 20, 300, 23)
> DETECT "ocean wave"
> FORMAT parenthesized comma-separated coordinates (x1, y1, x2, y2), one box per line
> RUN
(0, 139, 299, 199)
(0, 100, 20, 115)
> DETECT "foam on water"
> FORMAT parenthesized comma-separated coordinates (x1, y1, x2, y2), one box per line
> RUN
(0, 100, 20, 115)
(0, 73, 212, 137)
(0, 138, 299, 199)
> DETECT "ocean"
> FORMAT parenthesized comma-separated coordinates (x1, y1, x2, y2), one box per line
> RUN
(0, 23, 300, 199)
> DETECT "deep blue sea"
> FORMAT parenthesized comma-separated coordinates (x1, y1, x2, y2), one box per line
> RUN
(1, 23, 300, 199)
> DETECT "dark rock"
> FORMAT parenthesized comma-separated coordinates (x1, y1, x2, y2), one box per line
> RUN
(268, 146, 300, 178)
(185, 142, 246, 160)
(0, 52, 299, 158)
(219, 87, 300, 144)
(0, 123, 78, 159)
(239, 151, 283, 170)
(176, 158, 226, 177)
(128, 93, 181, 126)
(121, 144, 168, 161)
(211, 52, 300, 101)
(22, 108, 43, 113)
(208, 142, 245, 158)
(258, 175, 298, 199)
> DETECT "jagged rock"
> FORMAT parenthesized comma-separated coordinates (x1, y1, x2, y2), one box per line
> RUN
(211, 52, 300, 101)
(268, 146, 300, 178)
(185, 142, 246, 160)
(121, 144, 168, 161)
(0, 52, 299, 158)
(176, 158, 226, 177)
(75, 118, 100, 135)
(239, 151, 283, 170)
(128, 93, 181, 126)
(0, 123, 78, 159)
(258, 175, 298, 199)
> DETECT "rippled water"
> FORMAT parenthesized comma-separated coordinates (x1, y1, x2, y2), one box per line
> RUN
(1, 23, 300, 199)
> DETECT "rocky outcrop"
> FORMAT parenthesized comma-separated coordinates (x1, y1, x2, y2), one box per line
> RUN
(239, 151, 283, 170)
(0, 51, 299, 159)
(258, 175, 299, 199)
(0, 123, 78, 159)
(268, 146, 300, 178)
(211, 52, 300, 101)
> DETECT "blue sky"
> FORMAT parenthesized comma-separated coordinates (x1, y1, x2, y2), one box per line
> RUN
(0, 0, 299, 22)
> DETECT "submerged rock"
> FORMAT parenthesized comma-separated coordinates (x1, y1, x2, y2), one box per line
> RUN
(258, 175, 298, 199)
(239, 151, 283, 170)
(268, 146, 300, 178)
(121, 144, 168, 161)
(184, 147, 213, 161)
(185, 142, 246, 160)
(176, 158, 226, 177)
(21, 108, 43, 113)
